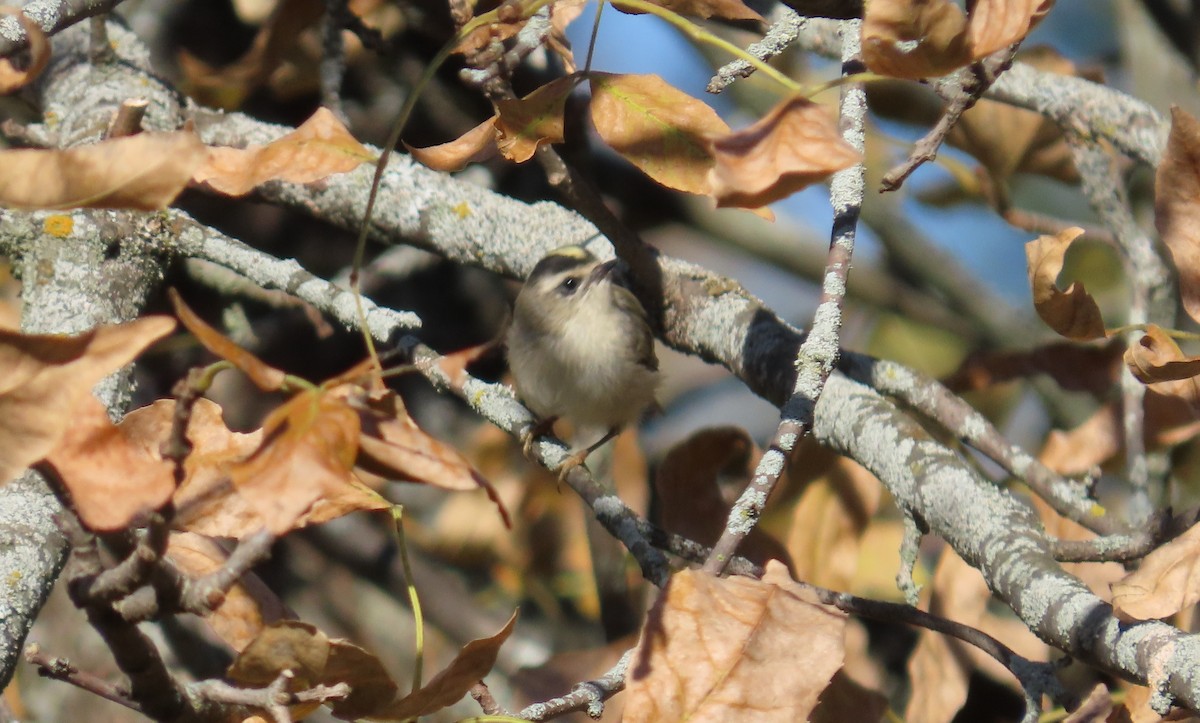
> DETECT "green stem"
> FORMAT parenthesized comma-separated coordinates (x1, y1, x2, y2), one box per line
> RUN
(391, 506, 425, 695)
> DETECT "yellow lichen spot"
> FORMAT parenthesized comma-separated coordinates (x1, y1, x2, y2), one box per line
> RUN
(453, 202, 471, 219)
(8, 570, 21, 587)
(1089, 503, 1107, 517)
(471, 389, 486, 406)
(43, 215, 73, 237)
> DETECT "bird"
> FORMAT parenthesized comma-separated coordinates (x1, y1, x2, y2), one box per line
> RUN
(506, 244, 659, 474)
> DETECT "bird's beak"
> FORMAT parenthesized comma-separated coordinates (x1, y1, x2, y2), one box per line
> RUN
(584, 259, 619, 289)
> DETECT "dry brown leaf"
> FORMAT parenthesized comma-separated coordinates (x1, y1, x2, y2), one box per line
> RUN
(1061, 683, 1113, 722)
(0, 317, 175, 486)
(169, 289, 287, 391)
(175, 388, 388, 538)
(44, 396, 175, 531)
(1126, 325, 1200, 384)
(1112, 522, 1200, 621)
(0, 10, 49, 93)
(495, 75, 580, 163)
(0, 133, 206, 210)
(624, 562, 845, 723)
(179, 0, 324, 108)
(863, 0, 1053, 79)
(547, 0, 587, 72)
(589, 72, 730, 196)
(373, 611, 518, 719)
(810, 669, 888, 723)
(1026, 227, 1106, 340)
(322, 639, 402, 720)
(655, 427, 792, 569)
(193, 107, 374, 196)
(942, 338, 1124, 396)
(1157, 107, 1200, 325)
(1039, 404, 1120, 476)
(946, 47, 1077, 183)
(165, 531, 291, 652)
(405, 117, 499, 172)
(229, 620, 329, 689)
(612, 0, 761, 21)
(785, 456, 883, 591)
(709, 96, 861, 209)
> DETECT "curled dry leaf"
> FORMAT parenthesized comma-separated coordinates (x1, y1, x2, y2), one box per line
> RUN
(942, 338, 1124, 396)
(612, 0, 761, 22)
(547, 0, 587, 72)
(1156, 107, 1200, 325)
(373, 611, 518, 720)
(709, 95, 861, 209)
(0, 133, 206, 210)
(164, 531, 291, 653)
(1025, 227, 1106, 341)
(352, 387, 510, 526)
(589, 72, 730, 196)
(495, 75, 579, 163)
(0, 316, 175, 487)
(193, 107, 375, 196)
(169, 289, 287, 391)
(862, 0, 1053, 80)
(1112, 521, 1200, 621)
(1125, 325, 1200, 384)
(0, 10, 49, 93)
(624, 562, 845, 723)
(44, 396, 175, 532)
(656, 427, 793, 569)
(406, 117, 499, 172)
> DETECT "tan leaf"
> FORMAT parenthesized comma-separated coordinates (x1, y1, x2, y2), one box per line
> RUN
(44, 396, 175, 531)
(1125, 325, 1200, 384)
(164, 531, 291, 652)
(709, 96, 860, 209)
(227, 620, 331, 718)
(1025, 227, 1106, 340)
(785, 456, 883, 591)
(612, 0, 761, 22)
(1157, 107, 1200, 325)
(1039, 404, 1120, 476)
(352, 387, 509, 526)
(547, 0, 587, 72)
(624, 562, 845, 723)
(179, 0, 324, 109)
(1112, 521, 1200, 621)
(863, 0, 1053, 80)
(405, 117, 499, 172)
(0, 133, 206, 210)
(655, 427, 793, 569)
(373, 611, 518, 719)
(175, 388, 388, 538)
(169, 289, 287, 391)
(0, 10, 49, 93)
(193, 107, 375, 196)
(0, 317, 176, 486)
(942, 338, 1124, 396)
(322, 639, 402, 720)
(589, 72, 730, 195)
(495, 75, 580, 163)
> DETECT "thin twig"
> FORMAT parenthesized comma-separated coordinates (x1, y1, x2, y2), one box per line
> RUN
(518, 650, 632, 721)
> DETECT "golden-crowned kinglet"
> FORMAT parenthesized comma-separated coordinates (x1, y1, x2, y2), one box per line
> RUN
(507, 245, 659, 468)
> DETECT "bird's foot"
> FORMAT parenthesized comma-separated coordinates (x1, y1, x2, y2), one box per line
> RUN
(520, 416, 559, 459)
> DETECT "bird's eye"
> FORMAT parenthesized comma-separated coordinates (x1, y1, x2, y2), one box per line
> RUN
(558, 276, 580, 295)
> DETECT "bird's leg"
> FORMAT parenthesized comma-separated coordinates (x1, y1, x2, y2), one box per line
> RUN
(556, 427, 621, 481)
(521, 416, 559, 458)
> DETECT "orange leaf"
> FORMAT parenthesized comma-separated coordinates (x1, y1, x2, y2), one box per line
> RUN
(1156, 107, 1200, 325)
(405, 117, 499, 172)
(1112, 521, 1200, 621)
(44, 396, 175, 531)
(1125, 325, 1200, 384)
(0, 10, 49, 93)
(168, 289, 287, 391)
(709, 96, 861, 209)
(612, 0, 761, 22)
(193, 107, 375, 196)
(0, 133, 206, 210)
(862, 0, 1053, 80)
(374, 611, 518, 719)
(624, 563, 845, 723)
(589, 72, 730, 195)
(495, 75, 580, 163)
(1025, 227, 1106, 340)
(164, 531, 291, 653)
(0, 316, 176, 486)
(352, 388, 509, 526)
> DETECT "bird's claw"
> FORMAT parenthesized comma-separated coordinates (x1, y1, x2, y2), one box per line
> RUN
(520, 416, 558, 459)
